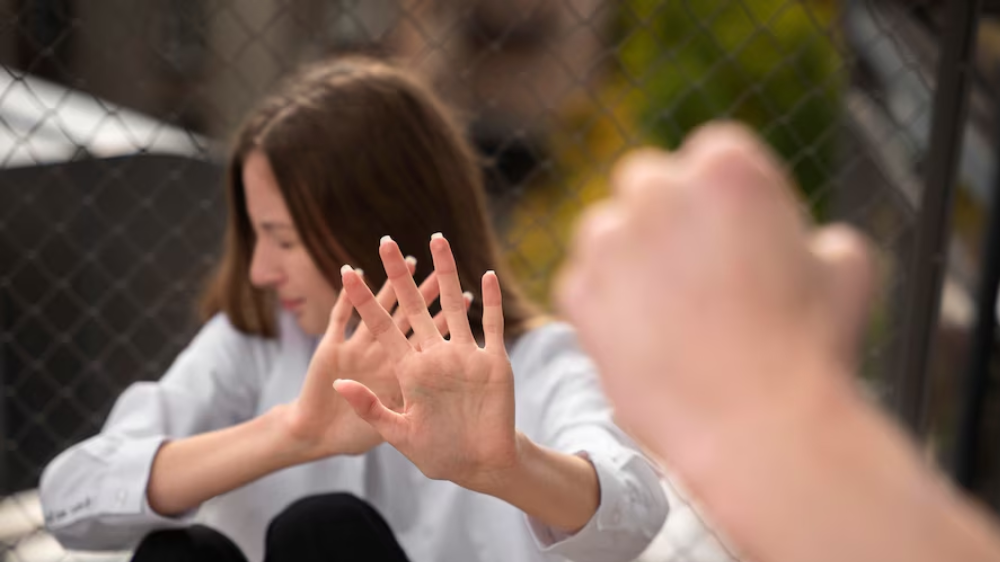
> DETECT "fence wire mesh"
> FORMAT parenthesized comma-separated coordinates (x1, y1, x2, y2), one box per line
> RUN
(0, 0, 979, 560)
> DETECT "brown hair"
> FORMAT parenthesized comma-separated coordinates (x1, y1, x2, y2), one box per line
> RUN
(200, 56, 538, 340)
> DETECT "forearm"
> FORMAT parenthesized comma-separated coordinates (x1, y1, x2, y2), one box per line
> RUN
(483, 433, 600, 534)
(793, 398, 1000, 562)
(682, 373, 1000, 562)
(147, 408, 303, 516)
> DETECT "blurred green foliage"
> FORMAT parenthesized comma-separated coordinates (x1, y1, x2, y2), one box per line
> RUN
(618, 0, 843, 213)
(504, 0, 844, 305)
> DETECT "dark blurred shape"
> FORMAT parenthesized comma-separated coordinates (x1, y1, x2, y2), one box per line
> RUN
(388, 0, 611, 195)
(0, 154, 224, 493)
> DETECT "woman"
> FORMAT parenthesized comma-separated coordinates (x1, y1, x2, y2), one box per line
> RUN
(39, 56, 667, 562)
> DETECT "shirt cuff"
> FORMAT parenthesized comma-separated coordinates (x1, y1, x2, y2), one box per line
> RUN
(94, 434, 198, 524)
(43, 434, 201, 550)
(525, 450, 668, 561)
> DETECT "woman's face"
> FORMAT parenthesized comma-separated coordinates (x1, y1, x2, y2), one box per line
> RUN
(243, 149, 339, 336)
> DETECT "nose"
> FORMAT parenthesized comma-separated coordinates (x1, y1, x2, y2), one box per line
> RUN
(249, 240, 284, 288)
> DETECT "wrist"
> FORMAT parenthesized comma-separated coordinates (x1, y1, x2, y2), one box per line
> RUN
(467, 431, 534, 497)
(262, 405, 328, 466)
(673, 362, 947, 562)
(475, 432, 600, 533)
(663, 356, 857, 486)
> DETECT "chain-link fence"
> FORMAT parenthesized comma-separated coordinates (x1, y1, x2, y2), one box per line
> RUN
(0, 0, 995, 561)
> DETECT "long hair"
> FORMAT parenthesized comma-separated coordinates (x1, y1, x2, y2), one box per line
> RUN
(200, 56, 538, 339)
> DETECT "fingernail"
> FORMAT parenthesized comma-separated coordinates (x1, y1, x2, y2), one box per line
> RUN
(431, 232, 444, 240)
(341, 264, 354, 274)
(485, 270, 495, 276)
(355, 269, 364, 278)
(405, 255, 417, 267)
(380, 235, 392, 245)
(463, 291, 474, 303)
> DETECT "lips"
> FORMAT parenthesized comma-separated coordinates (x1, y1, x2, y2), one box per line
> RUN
(280, 298, 304, 311)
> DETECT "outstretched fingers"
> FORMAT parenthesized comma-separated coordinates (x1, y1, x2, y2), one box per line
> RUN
(380, 236, 441, 349)
(353, 257, 418, 342)
(396, 271, 441, 337)
(341, 265, 412, 362)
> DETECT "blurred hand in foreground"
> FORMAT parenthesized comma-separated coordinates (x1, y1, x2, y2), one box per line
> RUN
(557, 122, 1000, 562)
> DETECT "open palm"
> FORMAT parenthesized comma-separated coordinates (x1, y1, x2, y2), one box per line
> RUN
(284, 261, 465, 459)
(334, 235, 519, 493)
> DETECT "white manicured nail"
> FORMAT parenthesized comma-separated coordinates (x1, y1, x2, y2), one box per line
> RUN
(380, 235, 392, 245)
(405, 255, 417, 267)
(431, 232, 444, 240)
(341, 264, 353, 274)
(462, 291, 474, 303)
(355, 269, 364, 278)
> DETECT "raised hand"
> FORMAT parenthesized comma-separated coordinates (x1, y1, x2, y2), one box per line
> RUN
(333, 234, 520, 494)
(280, 259, 470, 460)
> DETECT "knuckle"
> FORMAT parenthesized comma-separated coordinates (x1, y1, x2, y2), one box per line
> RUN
(575, 204, 626, 257)
(612, 148, 671, 189)
(612, 151, 673, 201)
(367, 317, 392, 337)
(363, 397, 381, 419)
(685, 121, 759, 156)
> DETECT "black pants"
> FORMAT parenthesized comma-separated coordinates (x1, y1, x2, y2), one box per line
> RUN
(131, 493, 410, 562)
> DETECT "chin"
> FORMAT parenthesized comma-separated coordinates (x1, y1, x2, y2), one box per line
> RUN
(297, 315, 325, 337)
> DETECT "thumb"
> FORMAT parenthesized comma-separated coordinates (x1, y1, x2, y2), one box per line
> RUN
(333, 379, 405, 441)
(809, 224, 877, 368)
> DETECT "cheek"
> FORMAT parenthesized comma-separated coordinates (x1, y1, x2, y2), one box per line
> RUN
(292, 252, 338, 301)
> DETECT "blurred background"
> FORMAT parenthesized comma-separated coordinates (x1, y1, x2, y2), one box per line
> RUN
(1, 0, 1000, 561)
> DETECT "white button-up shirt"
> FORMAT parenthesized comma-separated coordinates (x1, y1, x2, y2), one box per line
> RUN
(40, 312, 668, 562)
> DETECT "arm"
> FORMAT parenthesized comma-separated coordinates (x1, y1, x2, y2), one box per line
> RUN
(42, 288, 397, 547)
(144, 405, 313, 515)
(556, 123, 1000, 562)
(685, 370, 1000, 562)
(480, 433, 599, 533)
(511, 332, 668, 558)
(480, 427, 667, 562)
(142, 287, 360, 516)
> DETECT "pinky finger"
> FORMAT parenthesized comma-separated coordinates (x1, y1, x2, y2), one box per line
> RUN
(481, 271, 505, 354)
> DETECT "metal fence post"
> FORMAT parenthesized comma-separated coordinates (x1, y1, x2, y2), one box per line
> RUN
(893, 0, 982, 434)
(0, 290, 6, 492)
(952, 79, 1000, 491)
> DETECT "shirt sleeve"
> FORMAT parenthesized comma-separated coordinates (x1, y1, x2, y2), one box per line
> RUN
(39, 314, 269, 551)
(514, 326, 669, 562)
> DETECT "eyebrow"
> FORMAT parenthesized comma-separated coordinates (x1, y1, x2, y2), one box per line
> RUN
(260, 221, 295, 233)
